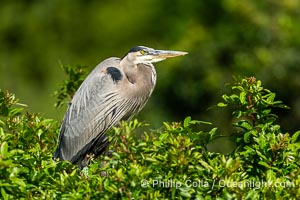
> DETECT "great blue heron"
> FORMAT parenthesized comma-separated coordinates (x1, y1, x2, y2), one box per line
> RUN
(54, 46, 188, 168)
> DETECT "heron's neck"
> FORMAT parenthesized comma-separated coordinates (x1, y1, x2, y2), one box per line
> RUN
(120, 59, 156, 97)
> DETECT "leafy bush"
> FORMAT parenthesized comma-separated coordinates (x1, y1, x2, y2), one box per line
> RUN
(0, 72, 299, 199)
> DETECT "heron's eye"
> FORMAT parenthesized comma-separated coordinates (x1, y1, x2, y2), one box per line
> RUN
(140, 50, 145, 55)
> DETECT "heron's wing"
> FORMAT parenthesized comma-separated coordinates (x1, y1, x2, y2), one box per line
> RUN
(55, 57, 136, 163)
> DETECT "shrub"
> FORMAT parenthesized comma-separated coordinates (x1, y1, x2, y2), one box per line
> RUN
(0, 72, 299, 199)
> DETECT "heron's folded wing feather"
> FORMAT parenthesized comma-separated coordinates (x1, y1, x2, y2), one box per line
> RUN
(57, 58, 126, 161)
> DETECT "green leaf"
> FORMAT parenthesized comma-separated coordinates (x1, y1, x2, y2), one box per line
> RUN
(291, 131, 300, 143)
(183, 116, 191, 128)
(240, 91, 247, 104)
(266, 93, 275, 103)
(217, 102, 228, 107)
(180, 190, 191, 198)
(235, 120, 253, 131)
(0, 142, 8, 158)
(163, 122, 171, 130)
(138, 142, 147, 147)
(258, 161, 270, 169)
(159, 133, 169, 141)
(244, 131, 251, 143)
(145, 157, 158, 163)
(1, 188, 8, 200)
(10, 177, 26, 188)
(209, 127, 218, 138)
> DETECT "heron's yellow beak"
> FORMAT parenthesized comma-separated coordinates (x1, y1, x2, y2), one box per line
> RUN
(141, 49, 188, 63)
(152, 50, 188, 58)
(134, 48, 188, 64)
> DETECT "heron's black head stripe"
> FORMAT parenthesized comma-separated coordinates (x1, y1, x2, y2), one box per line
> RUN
(128, 46, 145, 53)
(107, 67, 123, 83)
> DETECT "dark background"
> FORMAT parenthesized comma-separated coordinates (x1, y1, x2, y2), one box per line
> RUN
(1, 0, 299, 134)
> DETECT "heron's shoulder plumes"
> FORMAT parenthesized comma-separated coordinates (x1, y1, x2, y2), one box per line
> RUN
(106, 67, 123, 83)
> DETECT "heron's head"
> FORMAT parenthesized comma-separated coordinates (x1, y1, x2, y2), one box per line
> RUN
(125, 46, 188, 65)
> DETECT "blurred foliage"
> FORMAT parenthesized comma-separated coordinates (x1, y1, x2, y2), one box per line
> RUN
(53, 64, 88, 108)
(0, 0, 299, 132)
(1, 77, 299, 199)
